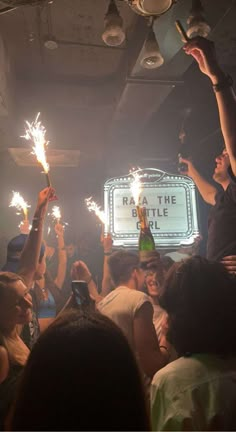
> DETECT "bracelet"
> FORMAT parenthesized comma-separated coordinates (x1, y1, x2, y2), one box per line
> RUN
(104, 252, 112, 256)
(160, 345, 171, 360)
(213, 74, 233, 92)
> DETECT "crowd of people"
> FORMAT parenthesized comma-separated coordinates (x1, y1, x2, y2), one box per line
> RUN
(1, 37, 236, 431)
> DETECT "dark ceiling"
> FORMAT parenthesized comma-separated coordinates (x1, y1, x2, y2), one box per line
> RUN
(0, 0, 236, 243)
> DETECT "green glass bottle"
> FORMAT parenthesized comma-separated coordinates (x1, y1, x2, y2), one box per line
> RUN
(137, 206, 155, 251)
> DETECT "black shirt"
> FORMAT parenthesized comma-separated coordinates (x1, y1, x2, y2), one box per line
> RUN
(207, 171, 236, 262)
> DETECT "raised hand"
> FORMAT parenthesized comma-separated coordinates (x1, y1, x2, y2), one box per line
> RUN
(101, 233, 113, 254)
(71, 260, 92, 283)
(19, 219, 30, 235)
(54, 223, 64, 237)
(183, 37, 224, 83)
(178, 157, 195, 177)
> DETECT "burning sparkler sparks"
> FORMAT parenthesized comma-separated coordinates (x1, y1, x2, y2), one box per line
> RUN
(130, 170, 143, 206)
(22, 112, 51, 186)
(85, 197, 106, 225)
(9, 191, 30, 220)
(51, 205, 61, 223)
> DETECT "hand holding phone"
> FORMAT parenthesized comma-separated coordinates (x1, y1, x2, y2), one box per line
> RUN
(71, 280, 91, 307)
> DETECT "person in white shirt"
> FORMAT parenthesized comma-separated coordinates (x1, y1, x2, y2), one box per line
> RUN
(97, 250, 168, 379)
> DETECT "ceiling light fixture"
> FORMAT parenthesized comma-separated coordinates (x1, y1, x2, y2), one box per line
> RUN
(187, 0, 211, 38)
(102, 0, 125, 47)
(44, 37, 58, 49)
(140, 18, 164, 69)
(44, 0, 58, 50)
(125, 0, 176, 17)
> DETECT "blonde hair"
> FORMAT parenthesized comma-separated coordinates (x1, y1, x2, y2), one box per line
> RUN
(0, 272, 30, 366)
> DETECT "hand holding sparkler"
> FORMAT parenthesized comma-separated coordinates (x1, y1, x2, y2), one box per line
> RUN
(22, 113, 51, 187)
(19, 219, 31, 235)
(36, 187, 55, 220)
(101, 232, 113, 254)
(54, 223, 64, 238)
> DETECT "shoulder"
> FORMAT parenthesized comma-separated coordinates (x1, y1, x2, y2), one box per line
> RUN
(152, 356, 197, 389)
(0, 346, 10, 384)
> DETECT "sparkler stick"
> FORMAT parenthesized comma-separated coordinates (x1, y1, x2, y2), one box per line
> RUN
(85, 197, 106, 225)
(9, 191, 30, 221)
(175, 20, 189, 43)
(22, 112, 51, 187)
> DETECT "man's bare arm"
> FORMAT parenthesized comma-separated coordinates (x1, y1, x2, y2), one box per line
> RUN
(179, 157, 217, 205)
(184, 37, 236, 176)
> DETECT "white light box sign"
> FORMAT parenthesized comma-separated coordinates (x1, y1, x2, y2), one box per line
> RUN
(104, 168, 200, 249)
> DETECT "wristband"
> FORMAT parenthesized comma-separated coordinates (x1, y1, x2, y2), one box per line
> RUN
(104, 252, 112, 256)
(213, 74, 233, 92)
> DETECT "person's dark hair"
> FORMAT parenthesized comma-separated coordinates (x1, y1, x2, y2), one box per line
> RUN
(160, 256, 236, 357)
(11, 310, 150, 431)
(108, 250, 139, 286)
(161, 256, 174, 273)
(2, 234, 45, 271)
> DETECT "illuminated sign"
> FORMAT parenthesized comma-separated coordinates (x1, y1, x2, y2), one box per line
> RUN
(104, 168, 200, 248)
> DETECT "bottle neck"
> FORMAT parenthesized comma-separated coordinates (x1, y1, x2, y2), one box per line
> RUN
(137, 206, 148, 230)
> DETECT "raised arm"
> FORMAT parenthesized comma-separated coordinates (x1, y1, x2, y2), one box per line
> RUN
(179, 157, 217, 205)
(101, 233, 114, 297)
(184, 37, 236, 176)
(134, 302, 168, 379)
(18, 187, 54, 288)
(53, 223, 67, 290)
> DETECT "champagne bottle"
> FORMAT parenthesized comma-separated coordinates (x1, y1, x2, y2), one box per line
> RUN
(137, 206, 163, 283)
(137, 206, 155, 252)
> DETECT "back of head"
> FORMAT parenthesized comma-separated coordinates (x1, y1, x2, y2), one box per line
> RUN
(108, 250, 139, 287)
(160, 256, 236, 356)
(2, 234, 45, 272)
(11, 310, 149, 431)
(161, 256, 174, 273)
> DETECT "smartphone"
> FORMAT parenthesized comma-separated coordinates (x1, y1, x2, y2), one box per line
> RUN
(71, 280, 91, 307)
(175, 20, 189, 43)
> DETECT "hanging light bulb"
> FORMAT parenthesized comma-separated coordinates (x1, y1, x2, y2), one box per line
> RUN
(140, 21, 164, 69)
(102, 0, 125, 47)
(125, 0, 175, 17)
(187, 0, 211, 39)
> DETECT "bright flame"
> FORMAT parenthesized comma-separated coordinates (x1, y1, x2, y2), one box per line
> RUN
(51, 205, 61, 222)
(22, 112, 50, 174)
(85, 197, 106, 225)
(130, 171, 142, 206)
(10, 191, 30, 218)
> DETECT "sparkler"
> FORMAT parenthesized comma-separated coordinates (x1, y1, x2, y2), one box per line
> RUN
(22, 112, 51, 187)
(9, 191, 30, 221)
(51, 205, 61, 224)
(85, 197, 106, 225)
(130, 170, 143, 206)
